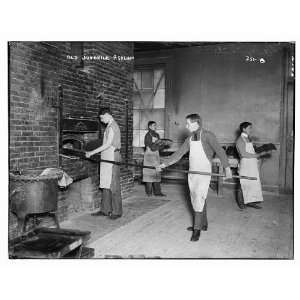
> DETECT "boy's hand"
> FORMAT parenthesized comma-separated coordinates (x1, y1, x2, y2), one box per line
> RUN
(156, 163, 166, 172)
(86, 151, 94, 158)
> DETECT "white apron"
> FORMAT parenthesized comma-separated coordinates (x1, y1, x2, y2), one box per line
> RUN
(239, 139, 263, 204)
(143, 135, 161, 183)
(143, 147, 161, 182)
(99, 125, 115, 189)
(188, 132, 212, 212)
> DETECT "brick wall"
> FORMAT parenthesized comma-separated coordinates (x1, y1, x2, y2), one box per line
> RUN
(9, 42, 59, 170)
(9, 41, 134, 239)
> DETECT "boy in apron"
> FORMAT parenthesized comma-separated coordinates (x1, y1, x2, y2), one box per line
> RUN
(143, 121, 166, 197)
(86, 107, 122, 220)
(157, 114, 232, 241)
(236, 122, 267, 209)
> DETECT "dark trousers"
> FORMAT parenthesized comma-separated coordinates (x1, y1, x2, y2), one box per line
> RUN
(236, 182, 246, 209)
(194, 201, 208, 230)
(100, 157, 122, 216)
(101, 189, 122, 215)
(145, 182, 162, 195)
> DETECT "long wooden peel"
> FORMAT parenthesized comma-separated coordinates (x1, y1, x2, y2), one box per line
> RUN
(61, 148, 257, 180)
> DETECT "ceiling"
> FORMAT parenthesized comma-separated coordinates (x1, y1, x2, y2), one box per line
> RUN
(133, 42, 295, 54)
(133, 42, 220, 52)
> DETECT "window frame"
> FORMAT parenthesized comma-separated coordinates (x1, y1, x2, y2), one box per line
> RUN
(133, 64, 166, 148)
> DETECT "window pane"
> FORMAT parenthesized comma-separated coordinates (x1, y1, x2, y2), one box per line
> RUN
(141, 70, 153, 89)
(140, 90, 154, 109)
(133, 90, 164, 110)
(132, 93, 141, 109)
(154, 69, 165, 89)
(153, 89, 165, 108)
(140, 110, 152, 130)
(150, 110, 165, 129)
(133, 71, 141, 90)
(140, 109, 165, 130)
(133, 110, 140, 130)
(133, 130, 140, 147)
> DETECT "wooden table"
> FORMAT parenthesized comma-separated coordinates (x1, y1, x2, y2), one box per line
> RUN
(9, 227, 92, 259)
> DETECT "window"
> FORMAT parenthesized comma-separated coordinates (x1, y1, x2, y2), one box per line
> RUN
(133, 67, 166, 147)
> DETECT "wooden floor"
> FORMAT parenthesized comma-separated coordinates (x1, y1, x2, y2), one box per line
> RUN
(61, 183, 293, 259)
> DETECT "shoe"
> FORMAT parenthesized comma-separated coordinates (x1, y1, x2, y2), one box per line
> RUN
(237, 203, 246, 209)
(154, 193, 167, 197)
(202, 225, 208, 231)
(146, 193, 152, 197)
(190, 229, 201, 241)
(236, 199, 246, 209)
(246, 203, 262, 209)
(236, 189, 246, 209)
(187, 226, 207, 231)
(91, 211, 110, 217)
(109, 214, 122, 220)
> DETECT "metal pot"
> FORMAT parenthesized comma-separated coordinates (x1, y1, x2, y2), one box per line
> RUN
(10, 169, 59, 219)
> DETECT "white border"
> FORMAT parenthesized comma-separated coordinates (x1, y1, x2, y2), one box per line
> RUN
(1, 1, 299, 299)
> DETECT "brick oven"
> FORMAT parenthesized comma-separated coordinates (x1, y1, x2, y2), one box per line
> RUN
(9, 41, 135, 239)
(59, 112, 102, 214)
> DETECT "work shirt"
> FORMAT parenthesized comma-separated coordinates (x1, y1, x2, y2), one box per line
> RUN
(144, 130, 164, 151)
(104, 119, 121, 150)
(162, 128, 230, 168)
(236, 134, 256, 159)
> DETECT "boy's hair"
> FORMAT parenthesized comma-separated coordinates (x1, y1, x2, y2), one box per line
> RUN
(98, 107, 111, 116)
(148, 121, 156, 129)
(186, 113, 202, 126)
(239, 121, 252, 132)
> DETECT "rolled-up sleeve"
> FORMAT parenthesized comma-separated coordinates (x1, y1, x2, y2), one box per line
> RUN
(236, 138, 257, 158)
(162, 138, 190, 167)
